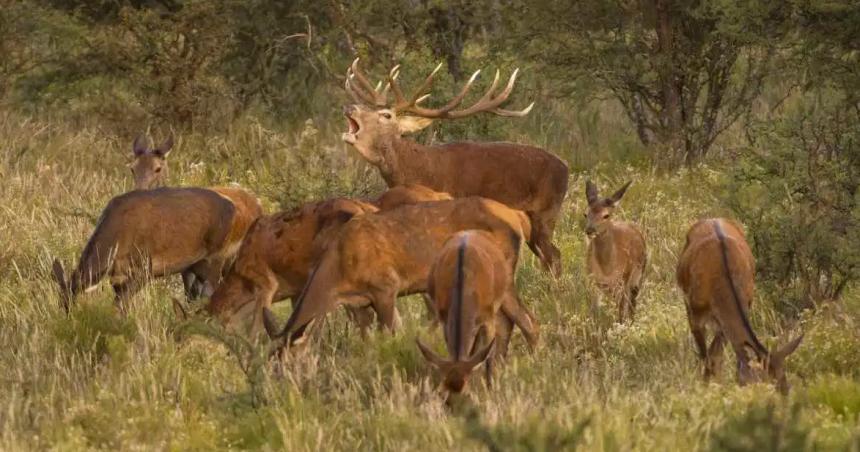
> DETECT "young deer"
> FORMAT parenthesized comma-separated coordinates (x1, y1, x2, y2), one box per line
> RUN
(584, 181, 647, 323)
(52, 188, 239, 312)
(128, 135, 263, 299)
(264, 197, 540, 351)
(206, 185, 453, 336)
(417, 230, 527, 399)
(677, 218, 803, 394)
(342, 59, 569, 275)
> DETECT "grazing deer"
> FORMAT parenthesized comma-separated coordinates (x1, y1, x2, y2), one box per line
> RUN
(52, 188, 240, 312)
(206, 185, 452, 335)
(342, 59, 569, 275)
(264, 197, 540, 352)
(584, 180, 647, 323)
(417, 230, 530, 399)
(206, 197, 379, 334)
(677, 218, 803, 394)
(127, 135, 263, 299)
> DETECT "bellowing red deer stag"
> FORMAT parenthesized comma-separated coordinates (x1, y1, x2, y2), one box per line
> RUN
(206, 185, 453, 335)
(265, 197, 540, 351)
(127, 135, 263, 299)
(584, 180, 647, 323)
(677, 218, 803, 394)
(417, 230, 532, 399)
(52, 188, 242, 312)
(342, 59, 569, 275)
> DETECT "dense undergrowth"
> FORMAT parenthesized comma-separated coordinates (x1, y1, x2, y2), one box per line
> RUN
(1, 109, 859, 451)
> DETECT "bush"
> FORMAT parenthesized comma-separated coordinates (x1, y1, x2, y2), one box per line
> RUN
(728, 92, 860, 306)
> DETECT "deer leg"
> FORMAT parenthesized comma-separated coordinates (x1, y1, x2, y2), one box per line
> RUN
(500, 291, 539, 351)
(494, 313, 514, 359)
(705, 331, 725, 380)
(421, 294, 439, 326)
(369, 289, 400, 333)
(689, 314, 708, 363)
(345, 305, 376, 338)
(112, 277, 144, 315)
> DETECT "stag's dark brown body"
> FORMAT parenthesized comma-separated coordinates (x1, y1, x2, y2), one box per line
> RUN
(342, 60, 569, 275)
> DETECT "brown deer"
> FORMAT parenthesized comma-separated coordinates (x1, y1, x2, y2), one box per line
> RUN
(584, 180, 647, 323)
(206, 185, 453, 335)
(676, 218, 803, 394)
(52, 188, 241, 312)
(264, 197, 540, 352)
(127, 135, 263, 299)
(342, 59, 569, 275)
(417, 230, 528, 399)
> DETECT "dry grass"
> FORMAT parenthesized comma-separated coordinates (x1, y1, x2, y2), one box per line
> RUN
(1, 110, 859, 451)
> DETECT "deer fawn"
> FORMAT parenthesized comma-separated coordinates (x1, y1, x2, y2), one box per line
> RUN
(417, 230, 534, 400)
(677, 218, 803, 394)
(264, 197, 540, 351)
(128, 135, 262, 299)
(343, 59, 569, 276)
(584, 180, 647, 323)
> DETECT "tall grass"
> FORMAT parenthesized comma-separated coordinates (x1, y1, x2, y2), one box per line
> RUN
(1, 109, 858, 451)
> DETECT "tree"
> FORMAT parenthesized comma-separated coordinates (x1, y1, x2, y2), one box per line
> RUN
(503, 0, 786, 166)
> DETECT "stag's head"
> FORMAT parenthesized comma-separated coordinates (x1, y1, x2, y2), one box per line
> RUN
(342, 59, 534, 166)
(130, 135, 173, 190)
(738, 335, 804, 395)
(416, 337, 495, 398)
(584, 180, 632, 238)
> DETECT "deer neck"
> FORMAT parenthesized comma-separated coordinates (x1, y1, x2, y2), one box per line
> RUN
(591, 226, 618, 271)
(376, 136, 432, 187)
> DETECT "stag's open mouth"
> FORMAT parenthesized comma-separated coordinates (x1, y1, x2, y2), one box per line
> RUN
(342, 114, 361, 144)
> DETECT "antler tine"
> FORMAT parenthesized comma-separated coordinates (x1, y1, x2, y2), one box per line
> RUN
(345, 74, 379, 106)
(409, 62, 444, 104)
(492, 101, 535, 117)
(388, 67, 410, 108)
(446, 68, 530, 119)
(348, 58, 388, 106)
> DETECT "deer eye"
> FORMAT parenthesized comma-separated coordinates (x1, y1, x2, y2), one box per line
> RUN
(583, 213, 587, 218)
(603, 213, 610, 219)
(155, 167, 162, 173)
(381, 112, 392, 119)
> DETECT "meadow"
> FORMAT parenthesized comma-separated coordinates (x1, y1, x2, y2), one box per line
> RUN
(1, 102, 859, 451)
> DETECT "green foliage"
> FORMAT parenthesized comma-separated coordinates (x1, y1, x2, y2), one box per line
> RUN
(709, 403, 811, 452)
(728, 92, 860, 304)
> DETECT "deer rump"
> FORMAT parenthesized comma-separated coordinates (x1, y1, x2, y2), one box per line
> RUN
(269, 197, 532, 344)
(54, 188, 236, 307)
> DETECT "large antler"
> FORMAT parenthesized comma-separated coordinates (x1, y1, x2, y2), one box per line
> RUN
(387, 64, 534, 119)
(344, 59, 535, 119)
(344, 58, 390, 107)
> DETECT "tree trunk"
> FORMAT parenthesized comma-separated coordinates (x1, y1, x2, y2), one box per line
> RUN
(654, 0, 685, 165)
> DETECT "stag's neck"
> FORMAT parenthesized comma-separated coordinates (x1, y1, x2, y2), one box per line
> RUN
(377, 137, 434, 186)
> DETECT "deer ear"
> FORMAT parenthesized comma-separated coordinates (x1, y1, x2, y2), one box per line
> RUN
(416, 337, 446, 368)
(773, 334, 804, 362)
(610, 181, 633, 205)
(467, 338, 496, 370)
(397, 116, 434, 134)
(585, 180, 599, 204)
(155, 136, 174, 157)
(132, 135, 148, 156)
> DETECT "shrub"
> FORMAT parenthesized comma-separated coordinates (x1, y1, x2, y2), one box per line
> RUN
(728, 92, 860, 306)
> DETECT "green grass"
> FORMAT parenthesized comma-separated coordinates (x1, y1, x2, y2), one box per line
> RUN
(1, 110, 859, 451)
